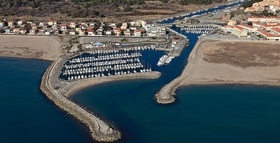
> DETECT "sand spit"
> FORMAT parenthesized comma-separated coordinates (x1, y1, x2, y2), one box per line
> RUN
(40, 55, 161, 141)
(156, 38, 280, 104)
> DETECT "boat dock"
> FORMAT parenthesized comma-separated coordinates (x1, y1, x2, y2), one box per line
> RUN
(155, 27, 189, 66)
(182, 24, 219, 34)
(60, 47, 153, 81)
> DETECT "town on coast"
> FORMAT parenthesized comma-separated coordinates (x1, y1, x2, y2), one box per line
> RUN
(2, 0, 280, 142)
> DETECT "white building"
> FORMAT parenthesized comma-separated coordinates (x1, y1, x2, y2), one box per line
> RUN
(248, 17, 280, 23)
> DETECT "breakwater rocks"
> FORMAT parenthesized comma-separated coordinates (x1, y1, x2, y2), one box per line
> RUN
(155, 37, 203, 104)
(155, 78, 181, 104)
(40, 55, 161, 142)
(40, 59, 121, 142)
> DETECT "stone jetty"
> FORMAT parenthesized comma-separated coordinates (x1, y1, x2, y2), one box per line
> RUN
(40, 54, 161, 141)
(156, 37, 203, 104)
(155, 77, 181, 104)
(40, 57, 121, 142)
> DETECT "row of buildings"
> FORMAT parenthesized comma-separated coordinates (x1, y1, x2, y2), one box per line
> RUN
(227, 16, 280, 41)
(0, 19, 166, 37)
(244, 0, 280, 13)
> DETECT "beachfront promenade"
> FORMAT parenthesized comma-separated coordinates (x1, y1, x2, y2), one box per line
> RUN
(40, 54, 161, 142)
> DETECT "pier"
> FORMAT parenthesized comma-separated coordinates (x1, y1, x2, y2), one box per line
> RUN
(181, 24, 219, 34)
(155, 27, 189, 66)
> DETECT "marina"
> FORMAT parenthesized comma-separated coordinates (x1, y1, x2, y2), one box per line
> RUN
(159, 0, 245, 24)
(60, 49, 153, 81)
(182, 24, 219, 34)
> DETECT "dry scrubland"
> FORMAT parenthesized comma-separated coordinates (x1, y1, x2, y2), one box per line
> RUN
(0, 1, 223, 23)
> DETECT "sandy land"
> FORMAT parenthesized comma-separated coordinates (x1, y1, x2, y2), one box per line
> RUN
(182, 39, 280, 86)
(156, 38, 280, 104)
(60, 72, 161, 97)
(0, 35, 68, 61)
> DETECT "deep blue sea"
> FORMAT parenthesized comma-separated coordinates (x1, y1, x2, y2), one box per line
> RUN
(1, 1, 279, 142)
(1, 57, 280, 143)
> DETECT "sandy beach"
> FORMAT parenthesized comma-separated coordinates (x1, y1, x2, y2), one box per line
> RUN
(156, 38, 280, 104)
(61, 72, 161, 97)
(0, 35, 67, 61)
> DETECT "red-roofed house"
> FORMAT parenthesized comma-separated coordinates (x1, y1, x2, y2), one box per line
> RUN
(69, 22, 76, 29)
(134, 29, 142, 37)
(270, 27, 280, 35)
(253, 22, 280, 30)
(123, 28, 131, 36)
(60, 23, 67, 30)
(257, 29, 280, 41)
(87, 28, 95, 36)
(231, 25, 248, 37)
(113, 28, 122, 36)
(239, 24, 256, 32)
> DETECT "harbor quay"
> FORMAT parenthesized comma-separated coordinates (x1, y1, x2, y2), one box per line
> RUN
(156, 27, 189, 66)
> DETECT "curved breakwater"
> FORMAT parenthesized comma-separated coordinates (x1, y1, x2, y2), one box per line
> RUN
(40, 54, 161, 142)
(40, 57, 121, 142)
(156, 37, 202, 104)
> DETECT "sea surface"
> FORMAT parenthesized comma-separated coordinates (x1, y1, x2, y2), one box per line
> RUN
(1, 57, 280, 143)
(0, 58, 92, 143)
(1, 1, 279, 142)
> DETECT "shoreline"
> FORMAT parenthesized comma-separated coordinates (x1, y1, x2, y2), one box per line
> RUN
(180, 81, 280, 88)
(156, 37, 280, 104)
(0, 55, 54, 62)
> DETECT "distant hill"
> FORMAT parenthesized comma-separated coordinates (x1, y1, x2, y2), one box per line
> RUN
(0, 0, 225, 20)
(0, 0, 223, 18)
